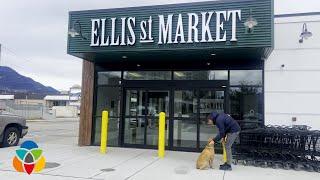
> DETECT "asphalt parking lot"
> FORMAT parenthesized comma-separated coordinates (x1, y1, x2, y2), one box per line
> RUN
(23, 118, 79, 145)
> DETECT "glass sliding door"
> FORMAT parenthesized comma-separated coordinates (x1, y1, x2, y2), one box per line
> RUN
(173, 90, 198, 148)
(173, 88, 226, 150)
(123, 89, 169, 147)
(198, 89, 225, 148)
(145, 91, 169, 146)
(122, 83, 227, 151)
(124, 90, 146, 145)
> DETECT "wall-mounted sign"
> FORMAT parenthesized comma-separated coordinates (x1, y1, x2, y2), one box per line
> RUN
(90, 10, 241, 47)
(68, 0, 273, 58)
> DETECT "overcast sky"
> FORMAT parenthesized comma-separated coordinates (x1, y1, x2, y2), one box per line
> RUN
(0, 0, 319, 91)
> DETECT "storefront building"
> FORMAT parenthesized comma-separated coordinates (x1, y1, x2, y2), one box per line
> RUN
(68, 0, 274, 151)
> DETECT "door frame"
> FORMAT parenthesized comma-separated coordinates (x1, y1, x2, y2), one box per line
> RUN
(170, 86, 228, 152)
(120, 80, 229, 152)
(121, 85, 171, 149)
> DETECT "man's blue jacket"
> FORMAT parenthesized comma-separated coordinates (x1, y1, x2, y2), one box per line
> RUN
(210, 112, 241, 142)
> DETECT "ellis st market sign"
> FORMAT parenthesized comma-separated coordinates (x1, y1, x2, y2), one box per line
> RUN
(90, 10, 242, 47)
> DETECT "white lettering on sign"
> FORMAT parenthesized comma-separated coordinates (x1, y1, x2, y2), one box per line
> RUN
(174, 14, 186, 44)
(140, 16, 154, 43)
(227, 10, 241, 41)
(89, 10, 242, 47)
(100, 18, 109, 46)
(90, 19, 100, 46)
(201, 12, 214, 43)
(127, 17, 136, 45)
(158, 14, 173, 44)
(215, 11, 227, 42)
(187, 13, 199, 43)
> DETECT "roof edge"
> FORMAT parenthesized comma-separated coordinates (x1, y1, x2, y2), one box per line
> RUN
(275, 12, 320, 18)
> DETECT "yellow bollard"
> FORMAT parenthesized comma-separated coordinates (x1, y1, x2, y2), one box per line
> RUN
(158, 112, 166, 158)
(222, 140, 227, 163)
(100, 110, 109, 154)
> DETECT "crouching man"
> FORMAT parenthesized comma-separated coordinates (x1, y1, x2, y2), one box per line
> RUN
(207, 112, 241, 171)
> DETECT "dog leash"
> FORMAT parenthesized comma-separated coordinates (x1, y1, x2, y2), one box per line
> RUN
(222, 139, 227, 163)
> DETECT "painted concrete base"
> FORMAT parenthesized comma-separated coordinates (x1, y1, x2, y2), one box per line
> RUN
(0, 145, 319, 180)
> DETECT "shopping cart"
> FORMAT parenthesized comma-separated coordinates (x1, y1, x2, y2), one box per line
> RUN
(233, 125, 320, 172)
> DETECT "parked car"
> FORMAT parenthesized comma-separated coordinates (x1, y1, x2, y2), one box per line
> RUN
(0, 109, 28, 147)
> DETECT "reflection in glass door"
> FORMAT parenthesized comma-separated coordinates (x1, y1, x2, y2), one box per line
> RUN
(173, 90, 198, 148)
(173, 88, 226, 150)
(123, 87, 226, 151)
(199, 89, 225, 148)
(124, 89, 169, 147)
(124, 90, 146, 145)
(146, 91, 169, 146)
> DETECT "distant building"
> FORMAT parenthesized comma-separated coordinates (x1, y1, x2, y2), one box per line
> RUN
(44, 95, 70, 107)
(0, 95, 14, 109)
(69, 84, 81, 108)
(14, 93, 45, 106)
(0, 85, 81, 118)
(44, 84, 81, 108)
(0, 95, 14, 101)
(43, 85, 81, 117)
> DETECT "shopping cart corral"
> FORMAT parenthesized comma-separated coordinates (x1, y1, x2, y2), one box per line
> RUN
(233, 125, 320, 172)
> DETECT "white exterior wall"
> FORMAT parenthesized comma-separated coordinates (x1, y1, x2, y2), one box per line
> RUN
(52, 106, 78, 118)
(265, 14, 320, 130)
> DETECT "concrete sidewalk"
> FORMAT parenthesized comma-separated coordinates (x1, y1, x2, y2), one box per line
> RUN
(0, 144, 318, 180)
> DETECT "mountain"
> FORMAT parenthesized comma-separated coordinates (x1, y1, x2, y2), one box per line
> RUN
(0, 66, 59, 95)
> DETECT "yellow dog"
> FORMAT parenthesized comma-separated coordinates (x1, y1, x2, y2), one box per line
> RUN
(196, 138, 215, 170)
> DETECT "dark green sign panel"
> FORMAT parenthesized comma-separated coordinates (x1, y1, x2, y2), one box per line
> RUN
(68, 0, 273, 61)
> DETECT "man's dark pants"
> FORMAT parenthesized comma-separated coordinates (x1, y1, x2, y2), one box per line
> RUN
(225, 132, 240, 165)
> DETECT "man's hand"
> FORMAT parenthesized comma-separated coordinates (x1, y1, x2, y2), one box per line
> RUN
(208, 138, 215, 145)
(222, 137, 227, 144)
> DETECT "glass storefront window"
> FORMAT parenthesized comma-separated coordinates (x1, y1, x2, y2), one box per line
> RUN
(199, 124, 218, 148)
(94, 117, 119, 146)
(230, 87, 263, 129)
(146, 119, 169, 146)
(125, 90, 146, 116)
(198, 89, 224, 148)
(123, 71, 171, 80)
(198, 89, 225, 123)
(230, 70, 262, 86)
(174, 90, 197, 118)
(97, 71, 121, 85)
(173, 119, 197, 148)
(174, 71, 228, 80)
(93, 68, 264, 150)
(95, 87, 121, 117)
(147, 91, 170, 117)
(124, 118, 145, 145)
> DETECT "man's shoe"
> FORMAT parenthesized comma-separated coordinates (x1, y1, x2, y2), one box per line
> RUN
(219, 163, 228, 167)
(219, 164, 232, 171)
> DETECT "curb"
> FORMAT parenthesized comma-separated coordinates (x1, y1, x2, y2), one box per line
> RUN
(27, 118, 79, 122)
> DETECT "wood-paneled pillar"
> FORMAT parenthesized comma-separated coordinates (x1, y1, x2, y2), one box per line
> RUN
(78, 60, 94, 146)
